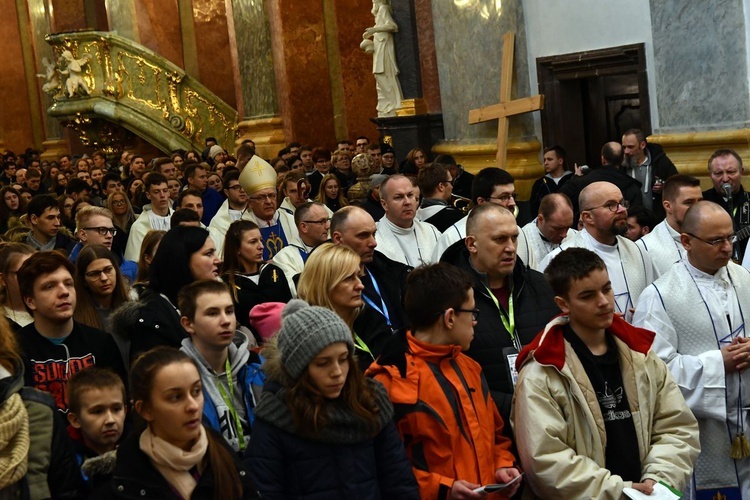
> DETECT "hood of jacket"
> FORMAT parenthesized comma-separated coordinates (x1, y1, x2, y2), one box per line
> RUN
(0, 359, 24, 404)
(179, 331, 250, 378)
(443, 241, 531, 294)
(516, 314, 655, 372)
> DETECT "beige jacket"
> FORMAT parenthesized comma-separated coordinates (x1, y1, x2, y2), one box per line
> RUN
(511, 315, 700, 499)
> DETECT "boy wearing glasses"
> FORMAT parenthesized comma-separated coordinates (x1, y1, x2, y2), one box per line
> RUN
(634, 200, 750, 498)
(70, 206, 137, 282)
(513, 247, 698, 499)
(16, 251, 127, 414)
(368, 263, 522, 499)
(539, 181, 658, 322)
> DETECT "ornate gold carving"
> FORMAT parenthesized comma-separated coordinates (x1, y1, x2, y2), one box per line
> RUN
(395, 98, 428, 117)
(44, 31, 238, 153)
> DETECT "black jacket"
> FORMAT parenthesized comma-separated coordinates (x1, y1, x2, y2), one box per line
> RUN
(639, 143, 678, 222)
(363, 251, 412, 331)
(93, 428, 259, 499)
(703, 185, 750, 261)
(441, 242, 559, 424)
(360, 190, 385, 222)
(451, 167, 474, 200)
(222, 265, 292, 336)
(112, 288, 186, 363)
(17, 321, 127, 413)
(529, 172, 574, 216)
(353, 304, 394, 370)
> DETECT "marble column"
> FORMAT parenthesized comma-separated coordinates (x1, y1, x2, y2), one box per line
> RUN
(430, 0, 541, 196)
(0, 0, 36, 151)
(650, 0, 750, 132)
(266, 0, 336, 149)
(231, 0, 285, 157)
(191, 0, 236, 109)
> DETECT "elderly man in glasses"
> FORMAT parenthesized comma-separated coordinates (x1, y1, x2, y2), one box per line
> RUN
(69, 206, 137, 282)
(633, 200, 750, 499)
(239, 155, 299, 261)
(539, 181, 658, 322)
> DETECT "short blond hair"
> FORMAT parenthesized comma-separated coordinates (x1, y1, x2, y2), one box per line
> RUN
(296, 242, 361, 327)
(75, 206, 114, 233)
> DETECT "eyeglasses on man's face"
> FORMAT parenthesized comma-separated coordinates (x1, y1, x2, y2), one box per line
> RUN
(83, 226, 117, 236)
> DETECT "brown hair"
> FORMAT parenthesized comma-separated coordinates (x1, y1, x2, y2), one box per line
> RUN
(0, 315, 20, 373)
(67, 367, 126, 415)
(315, 173, 349, 208)
(73, 245, 131, 330)
(177, 279, 232, 321)
(220, 220, 261, 298)
(130, 347, 243, 500)
(17, 251, 75, 303)
(134, 230, 166, 284)
(0, 242, 34, 305)
(264, 339, 381, 437)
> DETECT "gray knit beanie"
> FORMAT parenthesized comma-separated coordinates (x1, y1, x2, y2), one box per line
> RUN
(277, 299, 355, 379)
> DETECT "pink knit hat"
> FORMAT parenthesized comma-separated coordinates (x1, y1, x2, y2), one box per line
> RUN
(249, 302, 285, 341)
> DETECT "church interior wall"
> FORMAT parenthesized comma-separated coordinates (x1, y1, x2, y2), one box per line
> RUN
(522, 0, 657, 144)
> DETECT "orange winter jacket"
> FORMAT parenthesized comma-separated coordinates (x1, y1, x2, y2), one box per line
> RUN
(367, 332, 516, 498)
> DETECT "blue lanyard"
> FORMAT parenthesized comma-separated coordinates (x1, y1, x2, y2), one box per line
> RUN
(362, 269, 392, 327)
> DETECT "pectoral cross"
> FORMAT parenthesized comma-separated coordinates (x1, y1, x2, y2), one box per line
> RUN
(468, 32, 545, 167)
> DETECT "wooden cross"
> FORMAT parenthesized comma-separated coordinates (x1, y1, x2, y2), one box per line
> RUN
(468, 32, 545, 167)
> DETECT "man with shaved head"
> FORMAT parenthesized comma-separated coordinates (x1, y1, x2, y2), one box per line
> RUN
(636, 174, 702, 274)
(441, 203, 558, 425)
(521, 193, 576, 268)
(331, 205, 411, 331)
(633, 200, 750, 498)
(540, 181, 657, 321)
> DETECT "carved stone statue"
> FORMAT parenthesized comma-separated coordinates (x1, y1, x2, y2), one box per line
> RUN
(362, 0, 403, 117)
(59, 50, 92, 98)
(36, 57, 62, 95)
(347, 153, 378, 202)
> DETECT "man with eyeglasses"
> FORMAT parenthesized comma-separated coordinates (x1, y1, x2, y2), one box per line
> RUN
(701, 149, 750, 263)
(69, 206, 137, 282)
(238, 155, 299, 260)
(540, 181, 657, 322)
(272, 202, 330, 295)
(440, 203, 558, 426)
(355, 136, 370, 154)
(431, 167, 535, 267)
(633, 200, 750, 498)
(208, 170, 249, 257)
(416, 163, 464, 232)
(635, 174, 702, 274)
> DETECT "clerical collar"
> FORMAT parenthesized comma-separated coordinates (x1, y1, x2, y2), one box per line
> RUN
(535, 221, 550, 243)
(382, 217, 414, 234)
(420, 198, 449, 209)
(665, 220, 681, 241)
(685, 259, 729, 283)
(582, 228, 618, 250)
(251, 210, 280, 226)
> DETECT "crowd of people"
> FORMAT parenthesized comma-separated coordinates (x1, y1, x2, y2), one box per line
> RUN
(0, 128, 746, 498)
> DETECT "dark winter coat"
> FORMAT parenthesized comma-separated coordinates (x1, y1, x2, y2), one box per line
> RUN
(92, 428, 259, 499)
(441, 242, 559, 424)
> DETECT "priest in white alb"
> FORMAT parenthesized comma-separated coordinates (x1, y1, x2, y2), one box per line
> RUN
(633, 200, 750, 498)
(521, 193, 576, 269)
(208, 169, 248, 258)
(238, 155, 299, 261)
(636, 174, 703, 275)
(539, 181, 657, 322)
(375, 175, 440, 267)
